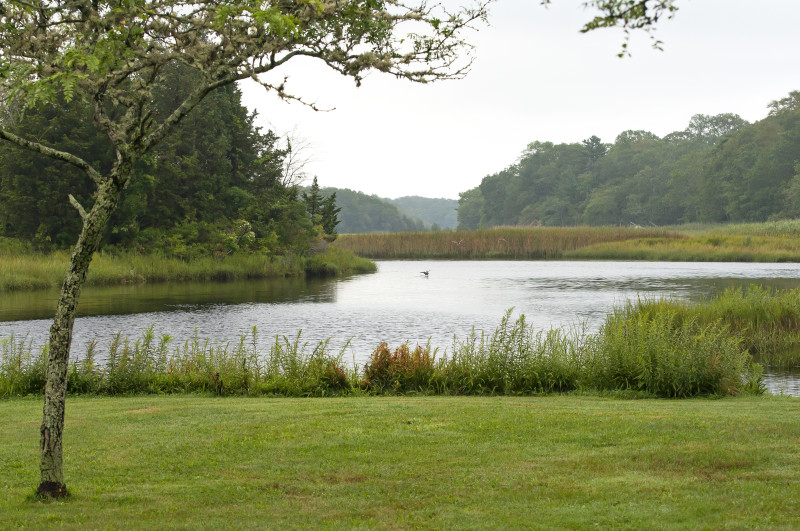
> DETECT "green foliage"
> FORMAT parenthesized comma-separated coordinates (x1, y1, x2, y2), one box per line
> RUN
(457, 93, 800, 229)
(0, 62, 316, 255)
(319, 193, 342, 236)
(303, 246, 377, 278)
(323, 187, 428, 233)
(302, 177, 341, 238)
(586, 307, 750, 397)
(387, 196, 459, 230)
(0, 96, 111, 247)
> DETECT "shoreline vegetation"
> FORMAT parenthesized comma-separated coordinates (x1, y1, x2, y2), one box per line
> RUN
(0, 238, 375, 292)
(333, 220, 800, 261)
(3, 219, 800, 292)
(11, 285, 800, 399)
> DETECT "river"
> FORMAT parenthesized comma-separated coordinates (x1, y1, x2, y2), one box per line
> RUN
(3, 260, 800, 395)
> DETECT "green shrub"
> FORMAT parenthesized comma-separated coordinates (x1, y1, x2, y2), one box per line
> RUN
(586, 307, 753, 397)
(441, 311, 581, 395)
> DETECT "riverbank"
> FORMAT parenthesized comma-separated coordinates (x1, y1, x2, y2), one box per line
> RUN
(6, 287, 784, 398)
(334, 220, 800, 261)
(2, 394, 799, 528)
(0, 238, 375, 292)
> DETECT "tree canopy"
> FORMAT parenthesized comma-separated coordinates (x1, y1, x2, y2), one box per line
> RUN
(458, 92, 800, 229)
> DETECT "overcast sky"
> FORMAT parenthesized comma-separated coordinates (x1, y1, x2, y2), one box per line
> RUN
(239, 0, 800, 200)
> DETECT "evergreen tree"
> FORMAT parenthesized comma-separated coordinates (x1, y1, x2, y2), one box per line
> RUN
(320, 192, 342, 236)
(302, 177, 323, 222)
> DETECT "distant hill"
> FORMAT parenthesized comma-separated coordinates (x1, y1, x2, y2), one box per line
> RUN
(320, 187, 427, 233)
(386, 196, 458, 230)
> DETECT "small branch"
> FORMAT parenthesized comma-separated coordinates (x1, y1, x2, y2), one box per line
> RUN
(68, 194, 87, 220)
(250, 75, 330, 112)
(0, 128, 103, 186)
(141, 80, 222, 151)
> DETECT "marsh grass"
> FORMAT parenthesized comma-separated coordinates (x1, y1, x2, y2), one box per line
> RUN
(664, 219, 800, 236)
(587, 309, 750, 397)
(568, 234, 800, 261)
(0, 249, 303, 291)
(335, 222, 800, 262)
(0, 245, 374, 292)
(437, 314, 583, 395)
(334, 226, 680, 259)
(623, 286, 800, 368)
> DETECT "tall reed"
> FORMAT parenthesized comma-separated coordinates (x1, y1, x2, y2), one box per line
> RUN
(622, 286, 800, 368)
(335, 223, 800, 262)
(334, 227, 680, 259)
(4, 291, 782, 398)
(585, 309, 750, 397)
(2, 327, 355, 398)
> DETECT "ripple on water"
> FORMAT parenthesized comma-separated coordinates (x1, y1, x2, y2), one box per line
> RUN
(3, 260, 800, 395)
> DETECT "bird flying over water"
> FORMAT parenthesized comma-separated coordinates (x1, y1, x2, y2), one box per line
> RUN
(421, 270, 430, 277)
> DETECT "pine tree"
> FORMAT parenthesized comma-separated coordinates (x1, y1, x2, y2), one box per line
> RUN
(320, 192, 342, 236)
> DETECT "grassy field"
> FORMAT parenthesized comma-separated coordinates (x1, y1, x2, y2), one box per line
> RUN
(334, 220, 800, 262)
(2, 395, 799, 529)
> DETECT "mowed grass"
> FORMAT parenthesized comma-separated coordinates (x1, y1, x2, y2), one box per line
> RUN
(2, 395, 800, 529)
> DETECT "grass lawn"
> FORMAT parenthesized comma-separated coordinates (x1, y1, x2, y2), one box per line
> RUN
(2, 395, 800, 529)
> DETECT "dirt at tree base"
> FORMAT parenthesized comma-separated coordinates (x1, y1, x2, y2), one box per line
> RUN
(37, 481, 69, 499)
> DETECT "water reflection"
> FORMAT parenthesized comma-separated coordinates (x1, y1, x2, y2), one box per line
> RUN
(0, 276, 336, 321)
(3, 260, 800, 395)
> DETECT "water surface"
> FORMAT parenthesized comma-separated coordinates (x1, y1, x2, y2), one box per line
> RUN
(3, 260, 800, 394)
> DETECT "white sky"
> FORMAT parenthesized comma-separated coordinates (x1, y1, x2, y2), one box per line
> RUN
(240, 0, 800, 200)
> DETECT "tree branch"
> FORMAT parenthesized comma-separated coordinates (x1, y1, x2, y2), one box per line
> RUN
(68, 194, 87, 220)
(0, 128, 103, 186)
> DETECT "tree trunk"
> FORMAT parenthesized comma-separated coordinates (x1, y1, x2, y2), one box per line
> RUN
(37, 175, 126, 498)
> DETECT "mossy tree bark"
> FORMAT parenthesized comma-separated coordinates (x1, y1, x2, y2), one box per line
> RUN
(37, 170, 128, 498)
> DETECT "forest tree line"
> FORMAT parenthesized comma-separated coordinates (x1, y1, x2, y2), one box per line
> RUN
(0, 62, 339, 258)
(316, 189, 458, 233)
(457, 91, 800, 229)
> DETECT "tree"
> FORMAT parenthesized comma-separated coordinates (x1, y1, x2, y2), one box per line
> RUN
(319, 192, 342, 237)
(302, 176, 323, 221)
(0, 0, 488, 498)
(0, 62, 289, 251)
(582, 135, 607, 164)
(684, 113, 749, 143)
(280, 128, 314, 187)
